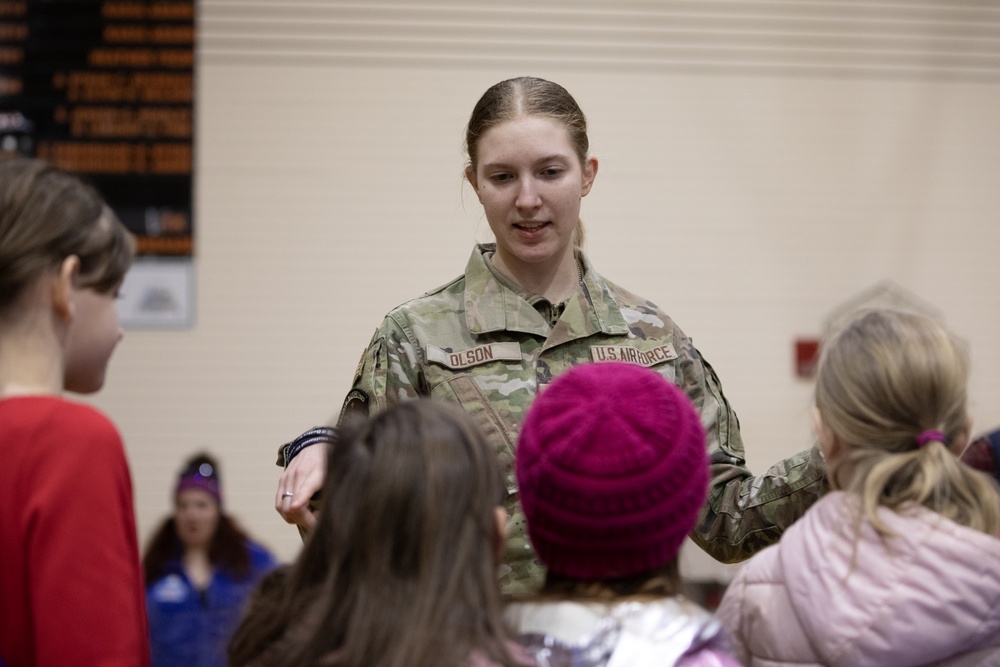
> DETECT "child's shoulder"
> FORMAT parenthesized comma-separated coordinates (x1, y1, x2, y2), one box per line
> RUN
(1, 394, 113, 422)
(0, 395, 122, 458)
(42, 396, 119, 436)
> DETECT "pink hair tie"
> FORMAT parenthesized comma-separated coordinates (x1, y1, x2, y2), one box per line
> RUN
(916, 430, 945, 447)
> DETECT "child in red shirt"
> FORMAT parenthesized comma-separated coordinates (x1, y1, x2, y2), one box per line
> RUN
(0, 157, 149, 666)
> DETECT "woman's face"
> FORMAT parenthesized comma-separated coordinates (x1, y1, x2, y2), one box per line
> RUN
(467, 115, 597, 274)
(175, 489, 220, 550)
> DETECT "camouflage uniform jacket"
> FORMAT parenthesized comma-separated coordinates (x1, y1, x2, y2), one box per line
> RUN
(336, 244, 825, 596)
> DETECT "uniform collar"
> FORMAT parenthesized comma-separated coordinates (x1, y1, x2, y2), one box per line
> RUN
(463, 244, 629, 340)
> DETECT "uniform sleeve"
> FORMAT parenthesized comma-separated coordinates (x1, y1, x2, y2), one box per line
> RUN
(674, 333, 828, 562)
(337, 313, 424, 423)
(27, 408, 150, 666)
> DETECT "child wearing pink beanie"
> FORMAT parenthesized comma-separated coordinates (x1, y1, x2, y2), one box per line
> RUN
(506, 362, 739, 667)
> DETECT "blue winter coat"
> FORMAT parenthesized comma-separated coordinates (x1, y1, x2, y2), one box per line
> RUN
(146, 541, 279, 667)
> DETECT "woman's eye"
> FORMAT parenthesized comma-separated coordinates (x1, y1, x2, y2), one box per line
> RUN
(541, 167, 563, 178)
(490, 173, 512, 183)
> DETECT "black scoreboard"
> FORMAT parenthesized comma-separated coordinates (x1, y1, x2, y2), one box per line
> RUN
(0, 0, 194, 258)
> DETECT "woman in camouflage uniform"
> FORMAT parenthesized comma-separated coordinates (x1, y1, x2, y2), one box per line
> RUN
(275, 77, 826, 596)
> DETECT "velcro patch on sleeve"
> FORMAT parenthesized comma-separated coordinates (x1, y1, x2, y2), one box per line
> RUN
(590, 343, 677, 367)
(426, 342, 522, 369)
(339, 388, 370, 421)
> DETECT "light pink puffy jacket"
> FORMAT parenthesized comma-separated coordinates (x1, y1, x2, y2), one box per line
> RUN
(716, 491, 1000, 667)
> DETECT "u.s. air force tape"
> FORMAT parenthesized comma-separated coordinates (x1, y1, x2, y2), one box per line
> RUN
(590, 343, 677, 367)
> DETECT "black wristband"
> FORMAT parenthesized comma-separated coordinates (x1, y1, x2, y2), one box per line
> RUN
(278, 426, 337, 467)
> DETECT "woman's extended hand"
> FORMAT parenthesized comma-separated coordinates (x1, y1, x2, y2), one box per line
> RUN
(275, 443, 327, 532)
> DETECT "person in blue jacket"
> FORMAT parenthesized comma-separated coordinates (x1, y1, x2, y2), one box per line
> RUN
(144, 452, 279, 667)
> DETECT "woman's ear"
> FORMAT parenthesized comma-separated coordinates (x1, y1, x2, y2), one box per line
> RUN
(51, 255, 80, 321)
(493, 506, 508, 562)
(581, 155, 598, 197)
(465, 166, 483, 203)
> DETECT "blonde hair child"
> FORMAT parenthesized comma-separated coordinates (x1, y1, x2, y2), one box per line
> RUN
(717, 309, 1000, 667)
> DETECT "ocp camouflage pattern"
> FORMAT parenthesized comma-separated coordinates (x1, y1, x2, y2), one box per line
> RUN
(338, 244, 826, 596)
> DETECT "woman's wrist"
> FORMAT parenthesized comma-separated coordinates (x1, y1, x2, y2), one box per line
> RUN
(277, 426, 337, 467)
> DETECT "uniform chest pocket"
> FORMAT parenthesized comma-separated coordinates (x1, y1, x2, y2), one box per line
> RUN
(423, 342, 527, 490)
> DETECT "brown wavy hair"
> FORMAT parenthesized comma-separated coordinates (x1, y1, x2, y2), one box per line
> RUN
(539, 560, 681, 602)
(143, 514, 254, 582)
(228, 399, 521, 667)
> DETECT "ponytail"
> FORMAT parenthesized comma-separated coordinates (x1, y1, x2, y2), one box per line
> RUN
(832, 439, 1000, 538)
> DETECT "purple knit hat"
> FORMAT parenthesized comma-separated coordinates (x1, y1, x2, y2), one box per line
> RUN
(517, 362, 709, 580)
(175, 454, 222, 506)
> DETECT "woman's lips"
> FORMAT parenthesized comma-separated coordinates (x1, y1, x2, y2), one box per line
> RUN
(513, 220, 551, 237)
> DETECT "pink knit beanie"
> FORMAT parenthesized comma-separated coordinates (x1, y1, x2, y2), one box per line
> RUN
(517, 362, 709, 580)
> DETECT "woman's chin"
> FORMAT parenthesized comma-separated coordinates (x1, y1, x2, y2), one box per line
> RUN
(497, 240, 571, 269)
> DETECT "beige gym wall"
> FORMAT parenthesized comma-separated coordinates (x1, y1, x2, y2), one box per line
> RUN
(84, 1, 1000, 580)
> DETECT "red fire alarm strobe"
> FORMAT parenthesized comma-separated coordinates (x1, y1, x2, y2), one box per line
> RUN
(795, 338, 821, 379)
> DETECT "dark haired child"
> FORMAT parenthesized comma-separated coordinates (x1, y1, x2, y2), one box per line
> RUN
(231, 400, 534, 667)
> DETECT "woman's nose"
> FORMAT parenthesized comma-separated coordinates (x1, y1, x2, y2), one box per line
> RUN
(515, 178, 541, 210)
